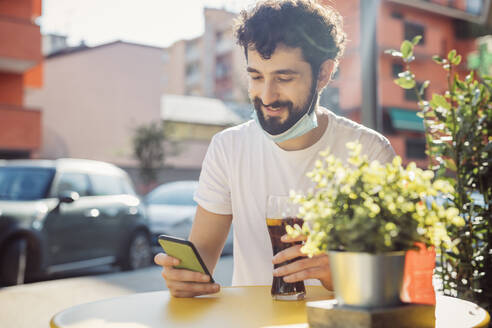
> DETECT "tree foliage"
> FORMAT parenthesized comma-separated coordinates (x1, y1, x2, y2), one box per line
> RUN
(132, 122, 166, 185)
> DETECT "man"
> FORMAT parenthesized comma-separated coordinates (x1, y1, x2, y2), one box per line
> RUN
(155, 0, 395, 297)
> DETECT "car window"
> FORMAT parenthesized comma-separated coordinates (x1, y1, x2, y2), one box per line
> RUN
(90, 174, 125, 196)
(0, 167, 55, 201)
(56, 172, 90, 196)
(121, 177, 136, 195)
(147, 185, 197, 206)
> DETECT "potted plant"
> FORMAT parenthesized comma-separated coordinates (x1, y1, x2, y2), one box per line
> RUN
(287, 142, 464, 308)
(386, 37, 491, 311)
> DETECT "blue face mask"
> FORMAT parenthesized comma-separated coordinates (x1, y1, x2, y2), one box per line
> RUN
(252, 108, 318, 143)
(252, 74, 320, 143)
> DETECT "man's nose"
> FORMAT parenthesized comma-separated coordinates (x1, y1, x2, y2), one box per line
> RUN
(261, 81, 278, 106)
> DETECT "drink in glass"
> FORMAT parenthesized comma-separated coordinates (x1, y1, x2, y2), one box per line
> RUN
(266, 195, 306, 300)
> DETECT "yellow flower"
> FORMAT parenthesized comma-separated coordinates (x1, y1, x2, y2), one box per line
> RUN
(392, 156, 402, 167)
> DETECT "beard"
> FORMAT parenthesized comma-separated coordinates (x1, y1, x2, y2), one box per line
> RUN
(253, 91, 316, 135)
(253, 98, 302, 135)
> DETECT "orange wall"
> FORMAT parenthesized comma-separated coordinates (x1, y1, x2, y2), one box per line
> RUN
(23, 62, 43, 88)
(0, 0, 33, 20)
(0, 106, 41, 150)
(0, 19, 42, 62)
(0, 73, 23, 106)
(0, 0, 42, 155)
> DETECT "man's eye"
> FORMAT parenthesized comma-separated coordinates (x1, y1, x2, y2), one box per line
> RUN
(277, 77, 293, 82)
(251, 76, 262, 80)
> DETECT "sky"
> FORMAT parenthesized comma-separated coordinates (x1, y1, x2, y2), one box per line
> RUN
(40, 0, 258, 48)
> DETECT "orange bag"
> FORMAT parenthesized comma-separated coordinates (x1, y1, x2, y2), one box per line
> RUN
(401, 242, 436, 305)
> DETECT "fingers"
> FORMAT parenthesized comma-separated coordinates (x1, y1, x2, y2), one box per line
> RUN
(273, 255, 329, 278)
(155, 252, 219, 298)
(272, 244, 305, 265)
(273, 254, 332, 290)
(283, 266, 328, 283)
(154, 253, 179, 266)
(162, 266, 211, 283)
(168, 281, 220, 298)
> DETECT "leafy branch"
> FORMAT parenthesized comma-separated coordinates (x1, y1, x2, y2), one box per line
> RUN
(385, 37, 491, 310)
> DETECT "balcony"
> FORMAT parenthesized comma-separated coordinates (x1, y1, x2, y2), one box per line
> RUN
(386, 0, 491, 24)
(0, 105, 41, 151)
(0, 18, 42, 73)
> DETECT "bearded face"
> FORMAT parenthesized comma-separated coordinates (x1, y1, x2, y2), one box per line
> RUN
(247, 45, 317, 136)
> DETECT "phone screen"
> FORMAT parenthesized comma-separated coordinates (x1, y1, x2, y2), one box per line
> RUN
(158, 235, 214, 283)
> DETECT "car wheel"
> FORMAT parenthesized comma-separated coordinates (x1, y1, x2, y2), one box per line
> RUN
(122, 231, 152, 271)
(0, 238, 27, 286)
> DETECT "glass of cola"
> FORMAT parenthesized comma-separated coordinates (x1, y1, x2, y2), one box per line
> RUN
(266, 195, 306, 301)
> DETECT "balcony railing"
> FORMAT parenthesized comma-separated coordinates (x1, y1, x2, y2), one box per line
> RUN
(386, 0, 491, 24)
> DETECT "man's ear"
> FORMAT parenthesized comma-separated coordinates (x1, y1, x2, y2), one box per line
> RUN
(317, 60, 336, 92)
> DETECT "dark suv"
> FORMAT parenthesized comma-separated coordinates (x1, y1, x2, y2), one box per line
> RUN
(0, 159, 152, 286)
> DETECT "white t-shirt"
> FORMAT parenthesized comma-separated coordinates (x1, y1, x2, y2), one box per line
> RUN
(194, 108, 395, 286)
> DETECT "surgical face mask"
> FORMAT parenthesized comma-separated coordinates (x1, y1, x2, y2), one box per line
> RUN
(251, 107, 318, 143)
(252, 75, 319, 143)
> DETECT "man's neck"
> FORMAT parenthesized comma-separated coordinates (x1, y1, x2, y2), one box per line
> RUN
(275, 107, 328, 151)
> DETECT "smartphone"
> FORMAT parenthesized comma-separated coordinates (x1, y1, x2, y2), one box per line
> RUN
(158, 235, 215, 283)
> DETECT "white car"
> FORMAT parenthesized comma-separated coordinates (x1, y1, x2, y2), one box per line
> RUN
(144, 180, 233, 255)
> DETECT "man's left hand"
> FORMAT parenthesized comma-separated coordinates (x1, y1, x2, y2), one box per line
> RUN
(272, 234, 333, 291)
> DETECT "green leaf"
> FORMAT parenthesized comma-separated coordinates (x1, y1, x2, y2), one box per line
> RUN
(452, 54, 462, 66)
(448, 49, 457, 62)
(444, 158, 457, 172)
(455, 75, 467, 90)
(394, 77, 416, 89)
(431, 94, 451, 110)
(400, 40, 413, 60)
(432, 55, 444, 64)
(420, 80, 430, 96)
(411, 35, 422, 46)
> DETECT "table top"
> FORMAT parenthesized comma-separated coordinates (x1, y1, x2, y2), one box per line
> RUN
(50, 286, 490, 328)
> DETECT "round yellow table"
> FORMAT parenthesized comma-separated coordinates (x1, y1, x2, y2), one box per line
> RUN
(50, 286, 490, 328)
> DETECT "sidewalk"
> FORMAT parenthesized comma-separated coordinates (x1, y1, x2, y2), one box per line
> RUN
(0, 256, 233, 327)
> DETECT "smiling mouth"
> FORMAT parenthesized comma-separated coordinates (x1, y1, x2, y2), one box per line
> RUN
(264, 106, 286, 116)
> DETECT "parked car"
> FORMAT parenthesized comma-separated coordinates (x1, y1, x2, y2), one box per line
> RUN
(144, 180, 233, 256)
(0, 159, 152, 286)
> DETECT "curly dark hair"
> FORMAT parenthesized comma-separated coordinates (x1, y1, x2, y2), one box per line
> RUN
(234, 0, 346, 76)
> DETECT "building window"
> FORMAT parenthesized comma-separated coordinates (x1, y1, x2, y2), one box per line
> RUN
(447, 0, 456, 8)
(405, 138, 426, 159)
(215, 62, 229, 79)
(404, 81, 426, 102)
(467, 0, 483, 15)
(392, 63, 404, 78)
(186, 62, 199, 77)
(320, 87, 340, 113)
(391, 11, 403, 19)
(404, 22, 425, 45)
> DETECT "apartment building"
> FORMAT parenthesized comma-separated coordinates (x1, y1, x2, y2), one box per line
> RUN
(24, 41, 165, 167)
(162, 8, 248, 102)
(321, 0, 491, 166)
(0, 0, 43, 159)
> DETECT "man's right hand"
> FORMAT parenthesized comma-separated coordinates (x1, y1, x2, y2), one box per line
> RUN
(154, 253, 221, 298)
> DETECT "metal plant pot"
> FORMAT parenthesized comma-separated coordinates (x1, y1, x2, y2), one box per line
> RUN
(328, 251, 406, 308)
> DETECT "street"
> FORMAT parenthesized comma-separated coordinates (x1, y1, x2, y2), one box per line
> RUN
(0, 255, 233, 328)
